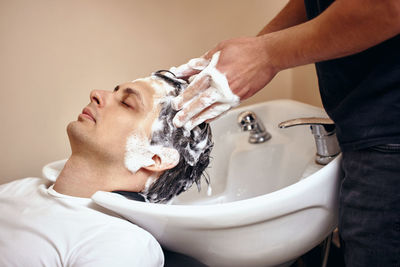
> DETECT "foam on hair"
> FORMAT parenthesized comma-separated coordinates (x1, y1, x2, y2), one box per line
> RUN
(140, 70, 213, 203)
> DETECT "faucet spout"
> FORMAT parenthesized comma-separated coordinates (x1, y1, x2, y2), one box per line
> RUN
(278, 117, 334, 128)
(279, 117, 340, 165)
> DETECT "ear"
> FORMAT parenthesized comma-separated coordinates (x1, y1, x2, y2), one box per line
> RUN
(143, 147, 180, 172)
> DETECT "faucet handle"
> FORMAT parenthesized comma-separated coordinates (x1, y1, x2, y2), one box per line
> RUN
(237, 111, 271, 143)
(238, 111, 260, 131)
(278, 117, 334, 128)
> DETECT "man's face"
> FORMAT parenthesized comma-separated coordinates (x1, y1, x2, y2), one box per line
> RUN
(67, 77, 171, 165)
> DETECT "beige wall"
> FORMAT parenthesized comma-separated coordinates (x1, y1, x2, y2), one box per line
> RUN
(0, 0, 321, 183)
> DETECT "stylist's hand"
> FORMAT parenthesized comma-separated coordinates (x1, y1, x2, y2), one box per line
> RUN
(171, 36, 280, 130)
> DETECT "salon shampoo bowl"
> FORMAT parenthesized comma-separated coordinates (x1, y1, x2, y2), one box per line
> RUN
(43, 99, 342, 267)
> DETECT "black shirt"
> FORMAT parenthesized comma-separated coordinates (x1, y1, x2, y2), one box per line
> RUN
(304, 0, 400, 151)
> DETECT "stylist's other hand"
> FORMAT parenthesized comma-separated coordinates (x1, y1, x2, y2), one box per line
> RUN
(172, 36, 279, 130)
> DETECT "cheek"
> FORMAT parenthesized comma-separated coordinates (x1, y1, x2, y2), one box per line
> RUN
(96, 115, 133, 147)
(100, 112, 153, 150)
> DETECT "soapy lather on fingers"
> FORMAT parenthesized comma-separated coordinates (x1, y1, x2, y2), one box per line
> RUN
(171, 51, 244, 131)
(169, 57, 209, 80)
(170, 36, 280, 130)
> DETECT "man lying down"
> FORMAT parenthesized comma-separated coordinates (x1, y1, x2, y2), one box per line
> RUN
(0, 70, 213, 267)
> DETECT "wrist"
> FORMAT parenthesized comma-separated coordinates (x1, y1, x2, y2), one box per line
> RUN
(256, 34, 284, 75)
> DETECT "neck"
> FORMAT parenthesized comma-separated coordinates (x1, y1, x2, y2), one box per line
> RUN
(53, 153, 147, 198)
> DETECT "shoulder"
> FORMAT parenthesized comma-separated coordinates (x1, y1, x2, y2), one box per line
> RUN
(0, 177, 51, 196)
(69, 221, 164, 267)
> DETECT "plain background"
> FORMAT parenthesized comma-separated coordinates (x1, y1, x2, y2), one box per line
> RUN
(0, 0, 322, 184)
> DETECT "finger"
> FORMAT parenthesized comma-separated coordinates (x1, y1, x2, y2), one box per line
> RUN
(178, 69, 202, 80)
(172, 74, 211, 110)
(172, 87, 219, 128)
(197, 103, 231, 122)
(188, 74, 198, 84)
(183, 103, 231, 131)
(169, 65, 200, 79)
(187, 57, 209, 70)
(205, 109, 230, 124)
(170, 57, 209, 78)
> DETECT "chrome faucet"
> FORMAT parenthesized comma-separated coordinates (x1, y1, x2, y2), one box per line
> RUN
(278, 117, 340, 165)
(237, 111, 271, 143)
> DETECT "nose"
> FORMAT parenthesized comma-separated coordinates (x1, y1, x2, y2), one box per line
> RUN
(90, 90, 108, 107)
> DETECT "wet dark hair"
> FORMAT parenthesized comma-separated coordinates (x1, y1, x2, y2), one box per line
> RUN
(115, 70, 213, 203)
(140, 70, 213, 203)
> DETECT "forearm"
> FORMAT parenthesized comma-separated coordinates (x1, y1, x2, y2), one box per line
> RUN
(257, 0, 307, 36)
(263, 0, 400, 71)
(171, 0, 400, 128)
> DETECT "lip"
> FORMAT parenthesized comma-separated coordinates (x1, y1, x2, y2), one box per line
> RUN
(81, 107, 96, 123)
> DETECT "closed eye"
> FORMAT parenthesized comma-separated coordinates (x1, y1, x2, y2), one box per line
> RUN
(114, 85, 144, 111)
(121, 101, 133, 109)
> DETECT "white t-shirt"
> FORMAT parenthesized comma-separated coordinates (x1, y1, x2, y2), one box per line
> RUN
(0, 177, 164, 267)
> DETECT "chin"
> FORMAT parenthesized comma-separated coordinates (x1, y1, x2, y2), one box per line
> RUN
(66, 121, 91, 151)
(67, 121, 80, 139)
(66, 121, 118, 161)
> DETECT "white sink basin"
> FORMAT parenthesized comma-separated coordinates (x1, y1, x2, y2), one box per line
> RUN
(43, 99, 341, 267)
